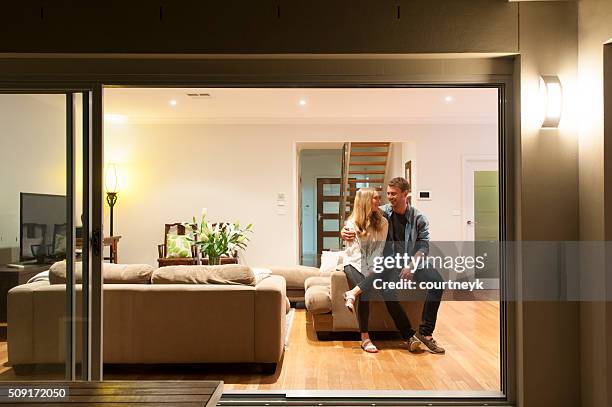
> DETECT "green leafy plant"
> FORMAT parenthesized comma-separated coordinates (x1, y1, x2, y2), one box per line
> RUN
(186, 209, 253, 264)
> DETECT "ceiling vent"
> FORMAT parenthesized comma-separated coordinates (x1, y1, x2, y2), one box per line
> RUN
(186, 93, 212, 99)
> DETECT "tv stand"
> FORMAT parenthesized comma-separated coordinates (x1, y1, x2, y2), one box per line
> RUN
(0, 264, 50, 322)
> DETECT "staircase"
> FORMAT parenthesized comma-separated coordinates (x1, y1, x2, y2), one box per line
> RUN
(339, 142, 392, 226)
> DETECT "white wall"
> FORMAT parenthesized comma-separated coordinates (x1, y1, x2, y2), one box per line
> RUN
(105, 122, 497, 267)
(386, 131, 498, 241)
(0, 95, 66, 261)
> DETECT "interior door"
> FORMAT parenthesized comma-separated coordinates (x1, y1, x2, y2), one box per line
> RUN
(316, 178, 341, 267)
(463, 157, 499, 279)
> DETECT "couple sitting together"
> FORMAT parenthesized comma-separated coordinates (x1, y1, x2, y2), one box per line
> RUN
(341, 177, 445, 354)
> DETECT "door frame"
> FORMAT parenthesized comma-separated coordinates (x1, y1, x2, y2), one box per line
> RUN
(0, 86, 104, 381)
(0, 55, 516, 404)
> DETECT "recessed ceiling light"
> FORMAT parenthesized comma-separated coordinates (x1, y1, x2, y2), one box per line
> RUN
(299, 100, 307, 106)
(444, 96, 453, 102)
(170, 100, 177, 106)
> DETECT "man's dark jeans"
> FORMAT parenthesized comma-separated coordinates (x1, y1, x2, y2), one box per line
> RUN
(411, 266, 444, 336)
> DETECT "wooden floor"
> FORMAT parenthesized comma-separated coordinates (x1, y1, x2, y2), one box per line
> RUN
(0, 301, 500, 391)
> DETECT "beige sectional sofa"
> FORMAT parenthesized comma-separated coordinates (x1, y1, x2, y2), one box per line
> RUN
(305, 270, 423, 339)
(7, 263, 287, 374)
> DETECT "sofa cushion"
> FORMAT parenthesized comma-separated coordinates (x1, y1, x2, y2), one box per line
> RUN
(305, 285, 332, 315)
(304, 276, 331, 291)
(49, 261, 154, 285)
(151, 264, 255, 286)
(268, 265, 324, 289)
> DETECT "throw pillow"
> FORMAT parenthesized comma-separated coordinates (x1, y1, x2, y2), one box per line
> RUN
(320, 250, 343, 273)
(49, 261, 154, 284)
(151, 264, 256, 286)
(166, 234, 192, 258)
(252, 267, 272, 285)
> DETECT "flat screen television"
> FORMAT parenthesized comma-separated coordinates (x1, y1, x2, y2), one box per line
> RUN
(20, 193, 66, 262)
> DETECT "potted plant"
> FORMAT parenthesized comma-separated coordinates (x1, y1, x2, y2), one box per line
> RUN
(186, 209, 253, 265)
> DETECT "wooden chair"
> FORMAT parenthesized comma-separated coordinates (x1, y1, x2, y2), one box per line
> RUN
(157, 223, 199, 267)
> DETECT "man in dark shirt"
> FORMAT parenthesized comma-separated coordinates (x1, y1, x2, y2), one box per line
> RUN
(391, 210, 408, 241)
(342, 177, 445, 354)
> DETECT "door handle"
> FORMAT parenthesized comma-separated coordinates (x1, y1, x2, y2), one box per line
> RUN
(467, 220, 476, 225)
(317, 213, 322, 222)
(91, 228, 102, 256)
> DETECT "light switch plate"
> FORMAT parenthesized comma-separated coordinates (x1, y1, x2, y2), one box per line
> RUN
(417, 191, 431, 200)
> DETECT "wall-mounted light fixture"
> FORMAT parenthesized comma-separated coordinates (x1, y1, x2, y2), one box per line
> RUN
(539, 75, 563, 128)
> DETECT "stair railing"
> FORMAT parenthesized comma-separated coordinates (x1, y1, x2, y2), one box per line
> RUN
(383, 143, 392, 202)
(339, 142, 351, 243)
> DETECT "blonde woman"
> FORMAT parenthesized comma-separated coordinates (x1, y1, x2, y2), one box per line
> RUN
(342, 188, 388, 353)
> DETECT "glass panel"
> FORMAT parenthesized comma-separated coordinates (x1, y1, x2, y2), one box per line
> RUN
(0, 94, 70, 380)
(100, 87, 502, 396)
(323, 219, 339, 232)
(322, 183, 340, 196)
(323, 237, 340, 250)
(322, 201, 339, 214)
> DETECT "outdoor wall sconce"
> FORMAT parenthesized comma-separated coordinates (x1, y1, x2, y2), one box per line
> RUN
(539, 75, 563, 128)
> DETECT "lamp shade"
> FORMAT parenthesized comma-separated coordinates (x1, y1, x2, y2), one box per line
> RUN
(539, 75, 563, 128)
(105, 164, 120, 193)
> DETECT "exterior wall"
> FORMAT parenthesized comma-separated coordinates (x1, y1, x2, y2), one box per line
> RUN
(578, 1, 612, 406)
(517, 4, 580, 407)
(0, 1, 518, 54)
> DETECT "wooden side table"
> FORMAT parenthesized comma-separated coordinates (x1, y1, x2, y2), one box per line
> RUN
(0, 264, 50, 323)
(76, 235, 121, 264)
(103, 236, 121, 264)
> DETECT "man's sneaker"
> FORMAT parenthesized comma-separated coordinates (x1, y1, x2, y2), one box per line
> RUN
(415, 333, 445, 354)
(407, 335, 421, 353)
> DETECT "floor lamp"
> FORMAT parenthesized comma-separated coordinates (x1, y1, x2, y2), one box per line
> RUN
(105, 164, 119, 261)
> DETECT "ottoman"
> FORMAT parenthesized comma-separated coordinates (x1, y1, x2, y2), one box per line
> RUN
(268, 265, 331, 302)
(304, 275, 333, 338)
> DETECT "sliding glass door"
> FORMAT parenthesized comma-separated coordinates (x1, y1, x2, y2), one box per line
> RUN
(0, 89, 102, 382)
